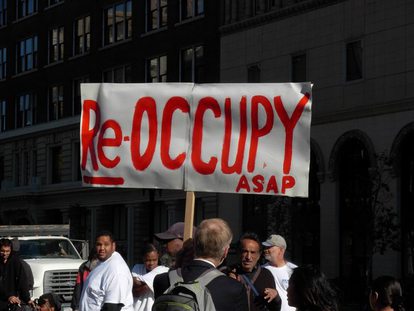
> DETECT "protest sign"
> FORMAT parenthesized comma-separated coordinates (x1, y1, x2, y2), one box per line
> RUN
(81, 83, 312, 197)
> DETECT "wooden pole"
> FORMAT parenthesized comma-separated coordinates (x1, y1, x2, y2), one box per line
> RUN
(183, 191, 195, 241)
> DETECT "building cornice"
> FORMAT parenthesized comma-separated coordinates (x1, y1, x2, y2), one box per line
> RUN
(220, 0, 346, 35)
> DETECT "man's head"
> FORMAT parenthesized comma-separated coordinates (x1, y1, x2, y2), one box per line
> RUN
(95, 230, 116, 262)
(37, 293, 61, 311)
(262, 234, 287, 266)
(239, 232, 262, 272)
(0, 238, 13, 262)
(194, 218, 232, 266)
(154, 222, 195, 257)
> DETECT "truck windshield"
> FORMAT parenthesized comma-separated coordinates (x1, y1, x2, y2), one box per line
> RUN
(19, 239, 81, 259)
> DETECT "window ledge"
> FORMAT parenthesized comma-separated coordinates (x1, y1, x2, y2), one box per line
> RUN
(68, 52, 91, 61)
(175, 14, 205, 27)
(44, 60, 64, 68)
(141, 26, 168, 38)
(12, 68, 39, 79)
(44, 1, 65, 11)
(99, 38, 133, 51)
(13, 12, 39, 24)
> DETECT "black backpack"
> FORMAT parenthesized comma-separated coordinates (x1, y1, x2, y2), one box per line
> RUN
(152, 268, 223, 311)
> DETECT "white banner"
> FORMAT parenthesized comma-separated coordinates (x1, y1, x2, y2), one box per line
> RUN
(80, 83, 312, 197)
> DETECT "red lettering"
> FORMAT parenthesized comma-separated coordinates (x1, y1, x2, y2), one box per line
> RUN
(191, 97, 221, 175)
(252, 174, 264, 193)
(161, 97, 190, 170)
(81, 100, 100, 171)
(131, 97, 158, 171)
(235, 175, 250, 192)
(266, 175, 279, 193)
(274, 93, 310, 174)
(97, 120, 122, 168)
(281, 175, 295, 194)
(221, 97, 247, 174)
(248, 96, 274, 173)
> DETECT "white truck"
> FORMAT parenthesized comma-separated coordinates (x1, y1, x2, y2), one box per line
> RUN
(0, 225, 87, 309)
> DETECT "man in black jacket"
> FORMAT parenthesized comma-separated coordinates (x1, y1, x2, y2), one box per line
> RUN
(226, 232, 281, 311)
(0, 239, 31, 311)
(153, 218, 248, 311)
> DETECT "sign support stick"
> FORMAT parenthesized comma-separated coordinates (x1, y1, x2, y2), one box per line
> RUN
(183, 191, 195, 241)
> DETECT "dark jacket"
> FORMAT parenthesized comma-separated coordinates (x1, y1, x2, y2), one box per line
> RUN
(234, 265, 281, 311)
(0, 253, 31, 311)
(154, 259, 249, 311)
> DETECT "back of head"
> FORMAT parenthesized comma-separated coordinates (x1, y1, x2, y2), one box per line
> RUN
(194, 218, 232, 261)
(289, 265, 338, 311)
(371, 276, 405, 311)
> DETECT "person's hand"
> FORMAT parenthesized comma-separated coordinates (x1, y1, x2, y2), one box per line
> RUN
(263, 288, 278, 302)
(8, 296, 21, 305)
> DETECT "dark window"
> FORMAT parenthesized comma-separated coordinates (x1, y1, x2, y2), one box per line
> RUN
(51, 146, 63, 184)
(14, 153, 20, 186)
(103, 65, 132, 82)
(16, 0, 37, 19)
(0, 99, 5, 132)
(48, 85, 64, 120)
(103, 1, 132, 46)
(0, 156, 4, 190)
(0, 0, 6, 27)
(49, 26, 64, 63)
(16, 93, 36, 127)
(181, 0, 204, 20)
(73, 76, 89, 115)
(147, 0, 167, 31)
(180, 45, 204, 82)
(292, 53, 306, 82)
(74, 16, 90, 55)
(16, 36, 38, 73)
(0, 47, 6, 79)
(73, 142, 81, 181)
(346, 40, 362, 81)
(147, 55, 167, 82)
(247, 64, 260, 82)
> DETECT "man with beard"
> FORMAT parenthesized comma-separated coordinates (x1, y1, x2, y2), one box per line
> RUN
(227, 232, 281, 311)
(79, 231, 133, 311)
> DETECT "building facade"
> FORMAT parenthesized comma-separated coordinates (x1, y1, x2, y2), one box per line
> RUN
(220, 0, 414, 303)
(0, 0, 234, 265)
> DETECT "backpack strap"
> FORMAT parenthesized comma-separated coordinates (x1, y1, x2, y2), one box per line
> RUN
(195, 268, 224, 287)
(167, 268, 184, 286)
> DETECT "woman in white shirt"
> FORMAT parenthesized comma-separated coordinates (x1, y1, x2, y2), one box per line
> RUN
(131, 244, 169, 311)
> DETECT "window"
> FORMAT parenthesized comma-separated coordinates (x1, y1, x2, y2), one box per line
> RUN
(180, 45, 204, 82)
(16, 36, 38, 73)
(0, 99, 6, 132)
(48, 85, 64, 120)
(14, 153, 20, 186)
(0, 156, 4, 190)
(0, 0, 6, 27)
(103, 1, 132, 46)
(47, 0, 63, 6)
(73, 76, 89, 115)
(72, 142, 81, 181)
(181, 0, 204, 20)
(16, 0, 37, 19)
(147, 55, 167, 82)
(292, 53, 306, 82)
(0, 47, 6, 79)
(49, 26, 64, 63)
(50, 146, 63, 183)
(16, 93, 36, 127)
(74, 16, 90, 55)
(103, 65, 132, 82)
(147, 0, 167, 31)
(247, 64, 260, 82)
(346, 40, 362, 81)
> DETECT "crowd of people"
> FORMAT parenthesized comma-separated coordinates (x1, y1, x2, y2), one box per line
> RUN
(0, 220, 408, 311)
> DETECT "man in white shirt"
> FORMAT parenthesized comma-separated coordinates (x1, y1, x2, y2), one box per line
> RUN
(79, 231, 133, 311)
(262, 235, 297, 311)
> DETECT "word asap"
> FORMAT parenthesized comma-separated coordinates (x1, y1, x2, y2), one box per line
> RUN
(81, 92, 310, 195)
